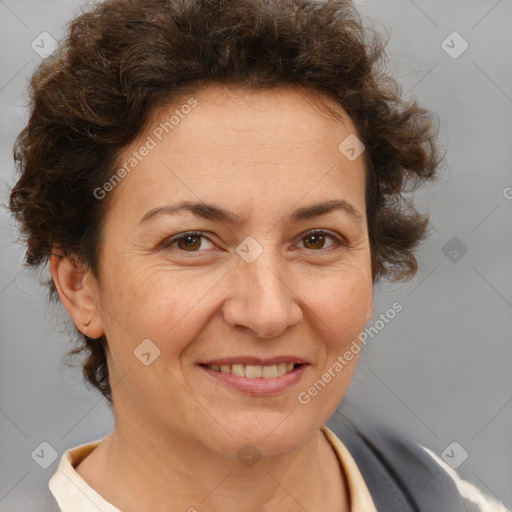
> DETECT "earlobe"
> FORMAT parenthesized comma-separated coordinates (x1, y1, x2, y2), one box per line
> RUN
(49, 248, 104, 338)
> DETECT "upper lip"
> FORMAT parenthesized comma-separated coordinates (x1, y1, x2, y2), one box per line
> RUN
(200, 356, 308, 366)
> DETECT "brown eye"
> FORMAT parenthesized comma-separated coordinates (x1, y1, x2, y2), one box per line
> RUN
(164, 232, 215, 252)
(177, 235, 202, 251)
(298, 230, 344, 253)
(303, 232, 327, 250)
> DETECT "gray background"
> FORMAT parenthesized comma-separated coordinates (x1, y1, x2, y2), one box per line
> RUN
(1, 0, 511, 510)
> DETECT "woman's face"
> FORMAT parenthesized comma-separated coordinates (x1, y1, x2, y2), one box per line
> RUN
(91, 85, 373, 457)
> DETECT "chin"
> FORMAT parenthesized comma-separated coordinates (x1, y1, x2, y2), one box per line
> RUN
(209, 411, 317, 460)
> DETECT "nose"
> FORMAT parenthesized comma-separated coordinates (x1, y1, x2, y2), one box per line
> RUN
(221, 247, 303, 339)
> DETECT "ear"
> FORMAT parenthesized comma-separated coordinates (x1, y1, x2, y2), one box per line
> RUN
(49, 247, 104, 339)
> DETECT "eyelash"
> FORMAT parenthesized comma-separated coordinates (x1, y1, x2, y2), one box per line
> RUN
(161, 229, 347, 256)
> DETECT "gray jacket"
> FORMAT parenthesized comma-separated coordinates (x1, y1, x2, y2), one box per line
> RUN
(327, 413, 507, 511)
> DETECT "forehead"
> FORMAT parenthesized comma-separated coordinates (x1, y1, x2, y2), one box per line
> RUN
(137, 85, 364, 178)
(108, 84, 367, 219)
(150, 83, 353, 140)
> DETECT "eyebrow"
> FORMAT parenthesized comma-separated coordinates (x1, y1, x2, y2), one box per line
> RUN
(139, 199, 363, 225)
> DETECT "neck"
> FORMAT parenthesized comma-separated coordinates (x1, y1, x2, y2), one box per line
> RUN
(75, 421, 349, 512)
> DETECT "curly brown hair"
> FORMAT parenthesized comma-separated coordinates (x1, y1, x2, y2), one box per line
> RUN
(9, 0, 442, 404)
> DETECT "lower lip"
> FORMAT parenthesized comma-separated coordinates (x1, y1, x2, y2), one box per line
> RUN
(199, 364, 308, 395)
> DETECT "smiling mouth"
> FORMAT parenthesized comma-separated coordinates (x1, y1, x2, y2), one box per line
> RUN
(200, 363, 300, 379)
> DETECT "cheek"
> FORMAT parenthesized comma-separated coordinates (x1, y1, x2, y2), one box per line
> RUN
(99, 261, 220, 349)
(300, 265, 372, 335)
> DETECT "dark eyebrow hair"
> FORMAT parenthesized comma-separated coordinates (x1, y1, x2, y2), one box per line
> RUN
(139, 199, 363, 225)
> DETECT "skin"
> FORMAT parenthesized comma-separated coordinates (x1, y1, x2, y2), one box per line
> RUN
(50, 84, 374, 512)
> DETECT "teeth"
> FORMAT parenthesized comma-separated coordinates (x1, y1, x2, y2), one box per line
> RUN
(245, 365, 263, 379)
(206, 363, 297, 378)
(231, 364, 245, 377)
(262, 365, 277, 378)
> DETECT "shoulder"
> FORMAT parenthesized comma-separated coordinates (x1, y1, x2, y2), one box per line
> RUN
(326, 412, 507, 512)
(417, 445, 509, 512)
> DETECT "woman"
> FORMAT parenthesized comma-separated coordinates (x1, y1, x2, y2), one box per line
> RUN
(8, 0, 507, 510)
